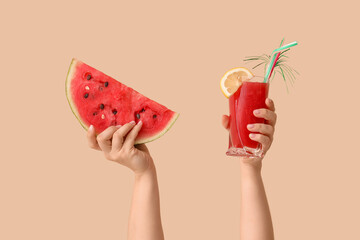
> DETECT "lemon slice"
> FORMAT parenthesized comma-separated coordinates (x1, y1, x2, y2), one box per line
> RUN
(220, 67, 254, 98)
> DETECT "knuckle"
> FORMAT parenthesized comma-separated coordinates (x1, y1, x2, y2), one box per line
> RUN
(260, 134, 269, 143)
(270, 100, 275, 109)
(258, 124, 269, 133)
(265, 136, 271, 144)
(267, 125, 274, 134)
(257, 109, 267, 118)
(265, 109, 272, 117)
(127, 130, 136, 139)
(257, 134, 264, 141)
(113, 130, 123, 139)
(255, 123, 264, 132)
(110, 151, 120, 161)
(128, 147, 136, 157)
(88, 142, 96, 149)
(111, 126, 120, 132)
(118, 150, 128, 160)
(104, 152, 113, 161)
(96, 135, 103, 142)
(252, 133, 260, 140)
(124, 148, 132, 156)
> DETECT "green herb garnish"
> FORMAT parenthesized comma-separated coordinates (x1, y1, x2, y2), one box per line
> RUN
(243, 40, 299, 91)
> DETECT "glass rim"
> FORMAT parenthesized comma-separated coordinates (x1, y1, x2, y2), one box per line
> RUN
(238, 75, 267, 83)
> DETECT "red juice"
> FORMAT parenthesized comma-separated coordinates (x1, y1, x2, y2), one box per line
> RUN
(227, 80, 269, 157)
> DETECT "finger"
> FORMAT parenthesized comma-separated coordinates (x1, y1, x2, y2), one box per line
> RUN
(112, 121, 136, 152)
(87, 125, 101, 150)
(222, 115, 230, 130)
(247, 123, 274, 138)
(96, 126, 119, 153)
(123, 121, 143, 150)
(266, 98, 275, 112)
(253, 109, 277, 126)
(249, 133, 272, 153)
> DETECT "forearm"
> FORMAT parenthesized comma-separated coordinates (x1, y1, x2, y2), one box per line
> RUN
(240, 162, 274, 240)
(128, 161, 164, 240)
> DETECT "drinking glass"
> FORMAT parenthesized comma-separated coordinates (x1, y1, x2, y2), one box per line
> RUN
(226, 76, 269, 158)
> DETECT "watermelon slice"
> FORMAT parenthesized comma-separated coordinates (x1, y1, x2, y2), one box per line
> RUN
(65, 59, 179, 144)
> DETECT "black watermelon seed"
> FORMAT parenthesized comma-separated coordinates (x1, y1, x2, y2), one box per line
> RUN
(84, 93, 89, 98)
(153, 115, 157, 119)
(104, 82, 109, 87)
(93, 112, 98, 116)
(100, 104, 104, 109)
(86, 74, 91, 80)
(136, 113, 140, 119)
(113, 110, 117, 115)
(141, 108, 145, 112)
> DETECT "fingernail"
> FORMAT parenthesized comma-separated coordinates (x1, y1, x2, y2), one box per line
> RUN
(116, 125, 122, 128)
(129, 121, 135, 125)
(249, 133, 256, 139)
(89, 125, 94, 131)
(137, 120, 143, 126)
(253, 110, 260, 115)
(247, 124, 254, 129)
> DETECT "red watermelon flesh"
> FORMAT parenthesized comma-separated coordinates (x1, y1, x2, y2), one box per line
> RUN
(66, 59, 179, 144)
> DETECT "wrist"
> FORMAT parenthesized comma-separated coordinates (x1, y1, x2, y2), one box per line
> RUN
(134, 158, 156, 179)
(240, 160, 262, 176)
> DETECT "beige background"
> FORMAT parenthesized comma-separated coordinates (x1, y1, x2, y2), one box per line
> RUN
(1, 0, 359, 239)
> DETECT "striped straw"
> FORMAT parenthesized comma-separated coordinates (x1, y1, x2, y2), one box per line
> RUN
(264, 41, 298, 83)
(268, 38, 285, 79)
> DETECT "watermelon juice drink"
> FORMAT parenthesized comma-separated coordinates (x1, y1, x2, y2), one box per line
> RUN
(227, 76, 269, 157)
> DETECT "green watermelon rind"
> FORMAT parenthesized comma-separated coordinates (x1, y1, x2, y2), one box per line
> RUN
(65, 59, 89, 131)
(65, 58, 179, 145)
(135, 112, 179, 144)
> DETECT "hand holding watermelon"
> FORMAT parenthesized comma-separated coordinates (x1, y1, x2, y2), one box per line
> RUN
(87, 121, 154, 175)
(86, 120, 163, 238)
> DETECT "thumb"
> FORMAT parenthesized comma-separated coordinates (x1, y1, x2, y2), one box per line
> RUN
(222, 115, 230, 130)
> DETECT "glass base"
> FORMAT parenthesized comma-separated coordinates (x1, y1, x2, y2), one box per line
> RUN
(226, 146, 264, 158)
